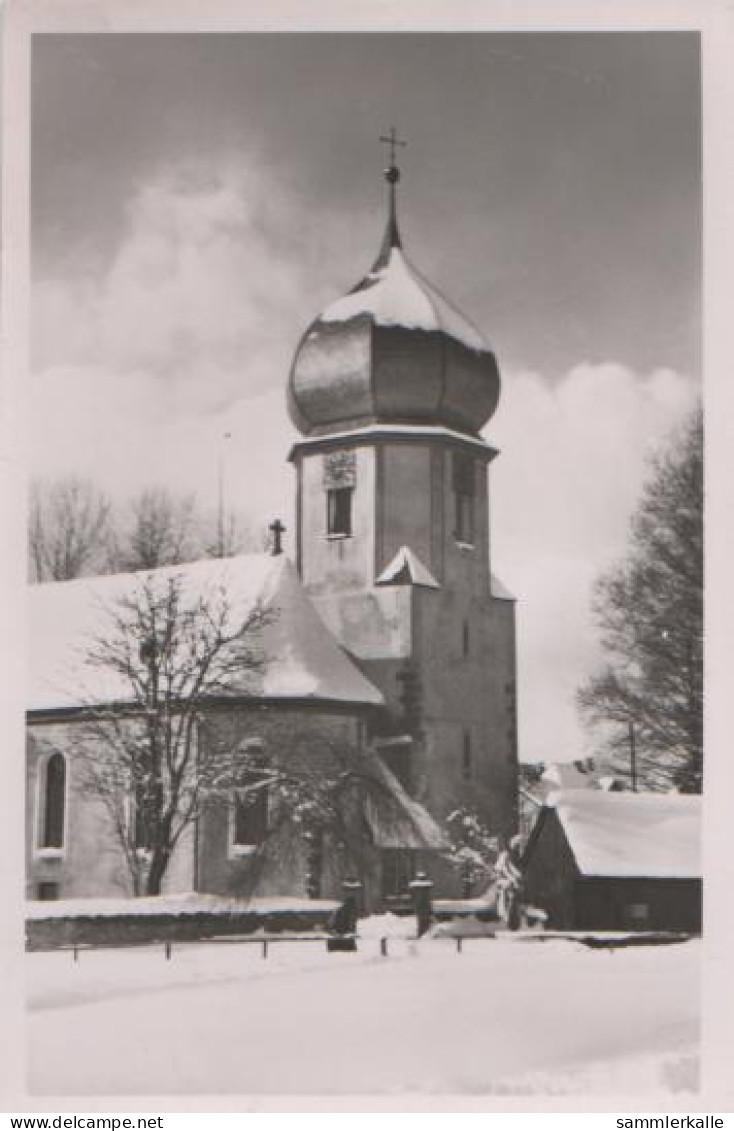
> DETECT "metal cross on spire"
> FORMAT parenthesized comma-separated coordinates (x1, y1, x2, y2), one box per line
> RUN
(379, 127, 407, 173)
(378, 128, 406, 257)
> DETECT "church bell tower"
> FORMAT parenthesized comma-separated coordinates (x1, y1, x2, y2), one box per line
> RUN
(287, 134, 518, 874)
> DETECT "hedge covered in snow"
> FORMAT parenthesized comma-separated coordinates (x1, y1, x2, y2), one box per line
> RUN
(25, 893, 341, 950)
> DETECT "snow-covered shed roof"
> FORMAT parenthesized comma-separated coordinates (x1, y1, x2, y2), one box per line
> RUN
(28, 554, 384, 713)
(376, 546, 440, 589)
(541, 790, 701, 880)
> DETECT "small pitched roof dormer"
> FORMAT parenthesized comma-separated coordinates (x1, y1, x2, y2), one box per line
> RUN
(375, 546, 440, 589)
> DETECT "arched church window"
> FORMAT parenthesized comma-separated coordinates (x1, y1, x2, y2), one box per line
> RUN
(232, 779, 268, 849)
(40, 752, 66, 850)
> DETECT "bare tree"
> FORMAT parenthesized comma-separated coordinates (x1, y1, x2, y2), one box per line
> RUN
(202, 506, 268, 560)
(31, 473, 266, 583)
(69, 571, 272, 895)
(577, 406, 703, 792)
(199, 714, 414, 901)
(65, 569, 402, 898)
(443, 806, 499, 897)
(29, 475, 113, 582)
(113, 486, 199, 572)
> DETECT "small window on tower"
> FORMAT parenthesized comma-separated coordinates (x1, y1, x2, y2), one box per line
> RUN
(462, 730, 472, 780)
(36, 881, 60, 901)
(327, 487, 353, 537)
(453, 454, 476, 545)
(462, 618, 470, 657)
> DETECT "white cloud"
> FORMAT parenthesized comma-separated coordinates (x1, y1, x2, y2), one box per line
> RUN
(33, 160, 314, 410)
(488, 363, 699, 765)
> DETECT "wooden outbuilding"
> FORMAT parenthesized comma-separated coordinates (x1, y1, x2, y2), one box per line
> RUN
(521, 790, 701, 932)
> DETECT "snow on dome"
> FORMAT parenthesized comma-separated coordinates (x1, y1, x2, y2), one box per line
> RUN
(28, 554, 383, 712)
(320, 246, 488, 354)
(376, 546, 440, 589)
(548, 790, 701, 879)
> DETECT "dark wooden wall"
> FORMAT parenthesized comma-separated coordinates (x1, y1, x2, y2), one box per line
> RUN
(522, 809, 701, 932)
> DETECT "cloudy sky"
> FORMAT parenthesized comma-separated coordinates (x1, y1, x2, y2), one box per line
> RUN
(30, 32, 701, 765)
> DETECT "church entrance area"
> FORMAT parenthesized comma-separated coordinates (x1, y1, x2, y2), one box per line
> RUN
(381, 849, 416, 908)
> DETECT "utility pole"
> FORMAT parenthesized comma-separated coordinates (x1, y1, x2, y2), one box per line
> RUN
(217, 432, 232, 557)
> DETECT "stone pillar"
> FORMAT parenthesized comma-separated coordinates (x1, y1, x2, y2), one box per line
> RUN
(341, 877, 364, 923)
(409, 871, 434, 938)
(327, 876, 362, 952)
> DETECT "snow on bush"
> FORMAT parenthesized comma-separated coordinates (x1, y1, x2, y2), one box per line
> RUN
(26, 892, 339, 920)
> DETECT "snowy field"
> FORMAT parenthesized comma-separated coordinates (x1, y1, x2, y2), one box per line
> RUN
(27, 927, 700, 1096)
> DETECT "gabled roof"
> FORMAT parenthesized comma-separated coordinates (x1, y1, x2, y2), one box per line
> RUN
(534, 790, 701, 880)
(376, 546, 440, 589)
(28, 554, 384, 713)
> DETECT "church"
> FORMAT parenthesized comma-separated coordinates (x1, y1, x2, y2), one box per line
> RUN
(26, 142, 519, 912)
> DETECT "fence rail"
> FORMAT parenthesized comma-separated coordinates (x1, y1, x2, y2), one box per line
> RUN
(46, 927, 693, 963)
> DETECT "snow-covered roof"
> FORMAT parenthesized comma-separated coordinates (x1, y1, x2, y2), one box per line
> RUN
(490, 572, 515, 601)
(376, 546, 440, 589)
(546, 790, 701, 880)
(364, 757, 449, 851)
(25, 893, 340, 919)
(28, 554, 384, 713)
(320, 245, 489, 354)
(542, 762, 597, 790)
(290, 423, 496, 458)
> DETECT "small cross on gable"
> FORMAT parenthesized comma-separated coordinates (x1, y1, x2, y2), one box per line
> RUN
(269, 517, 286, 556)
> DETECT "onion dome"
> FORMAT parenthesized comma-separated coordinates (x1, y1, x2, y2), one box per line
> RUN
(288, 144, 501, 438)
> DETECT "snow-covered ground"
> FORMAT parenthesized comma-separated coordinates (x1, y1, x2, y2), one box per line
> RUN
(27, 930, 699, 1096)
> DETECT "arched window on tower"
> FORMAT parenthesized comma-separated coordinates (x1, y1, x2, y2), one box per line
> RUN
(39, 752, 66, 851)
(453, 453, 476, 545)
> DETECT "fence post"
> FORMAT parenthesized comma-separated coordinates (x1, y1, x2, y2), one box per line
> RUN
(457, 936, 463, 954)
(73, 946, 78, 962)
(380, 937, 388, 958)
(262, 939, 268, 959)
(164, 941, 172, 961)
